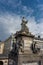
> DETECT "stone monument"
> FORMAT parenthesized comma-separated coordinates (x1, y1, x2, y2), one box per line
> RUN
(21, 17, 29, 34)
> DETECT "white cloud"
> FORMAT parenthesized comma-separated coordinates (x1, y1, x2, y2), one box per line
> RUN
(0, 13, 21, 34)
(0, 0, 22, 8)
(0, 0, 34, 16)
(37, 0, 40, 2)
(37, 4, 43, 11)
(27, 17, 39, 34)
(22, 6, 34, 12)
(0, 13, 43, 40)
(22, 6, 34, 16)
(27, 17, 43, 37)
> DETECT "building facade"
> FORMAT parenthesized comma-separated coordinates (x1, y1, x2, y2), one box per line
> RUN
(0, 17, 43, 65)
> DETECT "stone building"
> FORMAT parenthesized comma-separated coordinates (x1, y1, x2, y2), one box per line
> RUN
(0, 17, 43, 65)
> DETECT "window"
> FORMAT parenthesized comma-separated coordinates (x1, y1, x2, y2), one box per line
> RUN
(35, 42, 43, 50)
(0, 45, 1, 49)
(10, 40, 13, 50)
(22, 62, 40, 65)
(8, 59, 16, 65)
(38, 42, 43, 50)
(34, 40, 43, 50)
(0, 44, 4, 54)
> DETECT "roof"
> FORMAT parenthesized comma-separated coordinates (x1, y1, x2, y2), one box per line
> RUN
(34, 37, 43, 41)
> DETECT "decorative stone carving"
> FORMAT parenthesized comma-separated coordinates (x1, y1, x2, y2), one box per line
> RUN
(21, 17, 29, 34)
(9, 37, 24, 59)
(31, 41, 40, 54)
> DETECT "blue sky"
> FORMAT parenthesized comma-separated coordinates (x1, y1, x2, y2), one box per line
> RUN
(0, 0, 43, 40)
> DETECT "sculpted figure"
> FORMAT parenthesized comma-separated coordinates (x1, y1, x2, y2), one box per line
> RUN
(31, 41, 40, 54)
(21, 17, 29, 34)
